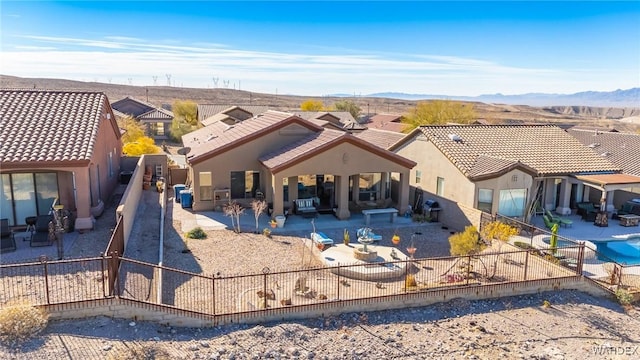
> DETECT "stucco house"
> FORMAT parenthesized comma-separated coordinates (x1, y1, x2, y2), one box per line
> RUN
(364, 114, 407, 133)
(111, 97, 174, 139)
(0, 90, 122, 231)
(390, 125, 640, 222)
(197, 105, 270, 127)
(182, 110, 416, 219)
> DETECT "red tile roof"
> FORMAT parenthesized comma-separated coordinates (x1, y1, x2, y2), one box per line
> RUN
(1, 89, 111, 164)
(353, 129, 405, 149)
(186, 111, 322, 164)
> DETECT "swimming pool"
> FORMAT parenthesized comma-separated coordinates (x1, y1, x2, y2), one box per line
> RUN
(539, 235, 640, 265)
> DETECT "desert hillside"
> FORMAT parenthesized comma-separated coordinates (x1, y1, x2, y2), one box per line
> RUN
(2, 75, 638, 132)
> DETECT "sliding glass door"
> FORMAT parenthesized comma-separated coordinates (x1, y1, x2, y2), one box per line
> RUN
(0, 172, 59, 226)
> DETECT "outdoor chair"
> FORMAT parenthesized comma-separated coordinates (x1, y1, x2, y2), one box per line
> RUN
(29, 214, 54, 247)
(542, 215, 559, 230)
(545, 210, 573, 228)
(1, 218, 17, 253)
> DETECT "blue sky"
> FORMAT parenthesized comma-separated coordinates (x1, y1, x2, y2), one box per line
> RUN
(1, 1, 639, 96)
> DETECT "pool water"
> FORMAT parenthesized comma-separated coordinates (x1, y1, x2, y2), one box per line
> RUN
(596, 238, 640, 265)
(542, 236, 640, 265)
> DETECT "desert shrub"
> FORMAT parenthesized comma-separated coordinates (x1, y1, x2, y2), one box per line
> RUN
(513, 241, 536, 250)
(0, 302, 49, 346)
(107, 343, 172, 360)
(411, 213, 431, 223)
(616, 288, 633, 306)
(185, 227, 207, 239)
(480, 221, 519, 242)
(448, 226, 483, 256)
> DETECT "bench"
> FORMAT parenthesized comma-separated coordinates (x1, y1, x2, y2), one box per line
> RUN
(362, 208, 398, 226)
(295, 198, 317, 217)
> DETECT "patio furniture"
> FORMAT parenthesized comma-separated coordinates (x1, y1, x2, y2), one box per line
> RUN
(545, 210, 573, 228)
(576, 202, 598, 221)
(1, 218, 17, 253)
(29, 215, 54, 247)
(310, 232, 334, 246)
(542, 215, 559, 230)
(619, 214, 640, 227)
(362, 208, 398, 226)
(294, 198, 317, 218)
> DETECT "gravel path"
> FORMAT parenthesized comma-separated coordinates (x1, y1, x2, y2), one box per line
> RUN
(1, 290, 639, 359)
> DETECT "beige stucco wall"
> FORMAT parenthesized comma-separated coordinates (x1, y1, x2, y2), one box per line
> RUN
(394, 135, 475, 207)
(189, 123, 316, 211)
(475, 169, 535, 215)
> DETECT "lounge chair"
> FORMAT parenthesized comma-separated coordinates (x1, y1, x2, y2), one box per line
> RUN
(310, 232, 334, 246)
(29, 215, 54, 247)
(1, 218, 17, 253)
(545, 210, 573, 228)
(542, 215, 559, 230)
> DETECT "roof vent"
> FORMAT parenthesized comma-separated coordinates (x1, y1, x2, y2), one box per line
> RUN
(588, 143, 600, 148)
(601, 152, 611, 157)
(205, 134, 217, 141)
(448, 133, 463, 142)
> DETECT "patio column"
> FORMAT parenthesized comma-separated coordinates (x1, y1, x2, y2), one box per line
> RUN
(606, 190, 615, 212)
(543, 178, 556, 211)
(288, 176, 298, 202)
(555, 179, 572, 215)
(583, 186, 591, 203)
(272, 174, 285, 217)
(335, 175, 350, 219)
(398, 170, 410, 216)
(263, 171, 273, 203)
(351, 173, 360, 203)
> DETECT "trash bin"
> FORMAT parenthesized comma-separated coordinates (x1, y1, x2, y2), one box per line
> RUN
(173, 184, 186, 203)
(180, 190, 192, 208)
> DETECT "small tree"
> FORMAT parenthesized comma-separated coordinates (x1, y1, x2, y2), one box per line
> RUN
(479, 221, 520, 279)
(300, 99, 325, 111)
(448, 225, 483, 256)
(223, 201, 245, 233)
(402, 100, 476, 132)
(333, 100, 361, 119)
(251, 199, 268, 234)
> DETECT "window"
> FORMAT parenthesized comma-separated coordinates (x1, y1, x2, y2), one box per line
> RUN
(436, 177, 445, 196)
(358, 173, 381, 201)
(156, 122, 165, 136)
(108, 151, 114, 178)
(415, 170, 422, 184)
(199, 172, 212, 201)
(498, 189, 527, 217)
(230, 171, 260, 199)
(477, 189, 493, 213)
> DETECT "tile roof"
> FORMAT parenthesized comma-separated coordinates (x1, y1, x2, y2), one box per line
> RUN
(111, 96, 156, 117)
(293, 111, 365, 130)
(567, 128, 640, 176)
(259, 129, 416, 172)
(412, 125, 620, 178)
(197, 104, 270, 123)
(137, 107, 174, 120)
(186, 111, 322, 163)
(364, 114, 407, 132)
(1, 89, 109, 164)
(353, 128, 406, 149)
(201, 113, 238, 127)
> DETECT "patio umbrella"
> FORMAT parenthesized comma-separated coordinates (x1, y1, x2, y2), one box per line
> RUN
(550, 223, 559, 254)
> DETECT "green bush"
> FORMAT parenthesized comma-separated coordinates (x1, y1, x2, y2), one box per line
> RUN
(616, 288, 634, 306)
(185, 227, 207, 239)
(449, 225, 483, 256)
(0, 302, 49, 346)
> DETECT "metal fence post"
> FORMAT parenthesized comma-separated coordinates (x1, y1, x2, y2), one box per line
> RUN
(466, 255, 471, 285)
(577, 243, 585, 275)
(212, 275, 216, 315)
(523, 251, 529, 281)
(262, 267, 270, 310)
(41, 256, 50, 304)
(336, 263, 340, 300)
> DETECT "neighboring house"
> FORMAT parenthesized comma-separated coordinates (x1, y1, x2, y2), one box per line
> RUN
(364, 114, 407, 133)
(567, 127, 640, 198)
(111, 97, 174, 139)
(197, 105, 270, 127)
(293, 111, 365, 131)
(183, 110, 416, 219)
(390, 125, 640, 221)
(0, 90, 122, 231)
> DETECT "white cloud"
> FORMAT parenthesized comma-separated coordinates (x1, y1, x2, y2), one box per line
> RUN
(3, 36, 634, 96)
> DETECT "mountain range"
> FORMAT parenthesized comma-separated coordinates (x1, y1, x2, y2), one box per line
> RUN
(356, 88, 639, 108)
